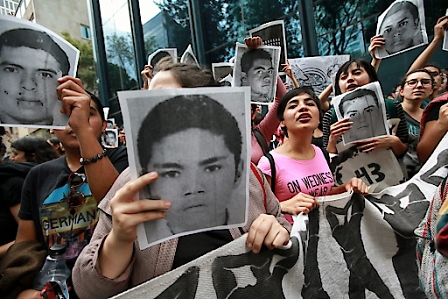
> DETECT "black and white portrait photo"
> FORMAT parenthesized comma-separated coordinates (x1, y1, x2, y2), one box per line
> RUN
(233, 43, 280, 105)
(249, 20, 287, 75)
(212, 62, 234, 86)
(148, 48, 177, 67)
(118, 87, 251, 249)
(106, 118, 115, 129)
(102, 128, 118, 148)
(375, 0, 428, 59)
(333, 82, 389, 145)
(0, 14, 78, 128)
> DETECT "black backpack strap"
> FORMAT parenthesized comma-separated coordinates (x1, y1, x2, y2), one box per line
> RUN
(265, 152, 276, 194)
(252, 129, 270, 155)
(318, 146, 331, 167)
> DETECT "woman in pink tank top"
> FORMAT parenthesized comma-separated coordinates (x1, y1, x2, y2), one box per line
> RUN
(258, 87, 368, 223)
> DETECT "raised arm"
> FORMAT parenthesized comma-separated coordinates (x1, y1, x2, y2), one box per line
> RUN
(407, 16, 448, 73)
(417, 102, 448, 163)
(56, 77, 122, 201)
(369, 35, 385, 72)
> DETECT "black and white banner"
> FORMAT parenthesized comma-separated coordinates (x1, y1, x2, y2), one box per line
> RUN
(114, 134, 448, 298)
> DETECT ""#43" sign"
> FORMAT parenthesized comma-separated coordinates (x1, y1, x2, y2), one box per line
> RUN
(333, 147, 406, 189)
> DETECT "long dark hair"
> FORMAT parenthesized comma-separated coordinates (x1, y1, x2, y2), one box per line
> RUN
(12, 136, 57, 164)
(334, 59, 379, 95)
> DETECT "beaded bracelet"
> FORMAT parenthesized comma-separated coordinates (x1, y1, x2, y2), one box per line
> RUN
(79, 149, 107, 165)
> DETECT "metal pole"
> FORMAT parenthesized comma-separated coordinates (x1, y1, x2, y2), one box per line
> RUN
(128, 0, 145, 88)
(90, 0, 110, 105)
(297, 0, 319, 56)
(187, 0, 206, 64)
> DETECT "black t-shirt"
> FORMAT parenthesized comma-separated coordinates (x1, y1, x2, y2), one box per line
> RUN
(172, 229, 233, 269)
(19, 146, 128, 260)
(0, 176, 24, 245)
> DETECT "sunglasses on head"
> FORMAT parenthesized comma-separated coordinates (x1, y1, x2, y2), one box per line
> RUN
(65, 173, 86, 209)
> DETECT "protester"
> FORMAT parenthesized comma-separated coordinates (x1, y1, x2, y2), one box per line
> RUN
(257, 87, 368, 223)
(417, 92, 448, 163)
(399, 69, 434, 178)
(0, 135, 57, 260)
(12, 77, 128, 299)
(407, 16, 448, 99)
(72, 55, 291, 299)
(322, 58, 408, 158)
(415, 175, 448, 297)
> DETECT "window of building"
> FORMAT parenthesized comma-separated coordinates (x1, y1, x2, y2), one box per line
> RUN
(81, 24, 91, 39)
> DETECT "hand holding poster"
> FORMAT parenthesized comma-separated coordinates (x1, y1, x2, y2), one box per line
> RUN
(249, 20, 287, 74)
(443, 9, 448, 52)
(333, 82, 389, 145)
(212, 62, 233, 85)
(375, 0, 428, 59)
(233, 43, 281, 104)
(0, 14, 78, 128)
(118, 87, 251, 249)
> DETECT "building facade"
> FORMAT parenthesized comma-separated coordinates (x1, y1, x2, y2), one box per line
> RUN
(0, 0, 19, 15)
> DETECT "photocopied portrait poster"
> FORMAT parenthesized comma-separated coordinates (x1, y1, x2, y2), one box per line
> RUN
(212, 62, 234, 86)
(333, 82, 389, 145)
(0, 14, 78, 129)
(148, 48, 177, 67)
(118, 87, 251, 249)
(286, 55, 350, 95)
(249, 20, 287, 75)
(375, 0, 428, 59)
(233, 43, 280, 105)
(102, 128, 118, 148)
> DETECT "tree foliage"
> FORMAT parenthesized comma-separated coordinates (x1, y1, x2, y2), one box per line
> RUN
(155, 0, 447, 62)
(61, 32, 97, 92)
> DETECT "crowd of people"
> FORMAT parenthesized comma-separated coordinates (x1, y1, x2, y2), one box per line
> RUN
(0, 13, 447, 299)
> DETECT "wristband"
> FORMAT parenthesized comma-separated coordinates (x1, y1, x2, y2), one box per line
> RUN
(79, 149, 107, 165)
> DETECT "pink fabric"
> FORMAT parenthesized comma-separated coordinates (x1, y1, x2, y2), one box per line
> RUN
(258, 145, 334, 223)
(251, 76, 287, 164)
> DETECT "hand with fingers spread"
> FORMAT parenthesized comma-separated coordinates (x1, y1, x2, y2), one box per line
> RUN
(327, 117, 353, 153)
(99, 172, 171, 278)
(355, 135, 401, 153)
(244, 36, 263, 49)
(246, 214, 290, 253)
(280, 192, 318, 215)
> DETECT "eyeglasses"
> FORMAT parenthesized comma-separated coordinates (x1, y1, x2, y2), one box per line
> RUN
(405, 78, 432, 87)
(65, 173, 86, 210)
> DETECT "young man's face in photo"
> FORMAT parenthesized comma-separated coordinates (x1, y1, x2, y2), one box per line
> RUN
(146, 128, 238, 234)
(0, 46, 62, 124)
(342, 94, 384, 141)
(243, 58, 274, 101)
(381, 9, 418, 54)
(105, 132, 116, 144)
